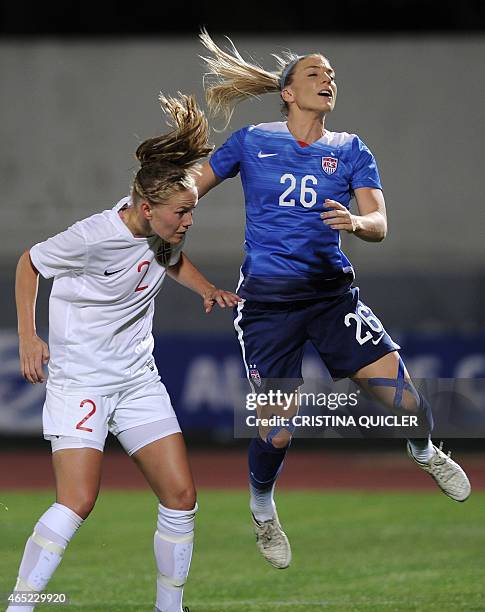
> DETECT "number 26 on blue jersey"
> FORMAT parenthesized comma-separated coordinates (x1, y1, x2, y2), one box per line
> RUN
(279, 174, 318, 208)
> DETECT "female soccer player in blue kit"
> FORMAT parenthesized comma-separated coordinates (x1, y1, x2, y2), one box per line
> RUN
(195, 32, 471, 569)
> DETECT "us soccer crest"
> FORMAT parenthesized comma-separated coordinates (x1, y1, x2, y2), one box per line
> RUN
(155, 240, 172, 266)
(249, 364, 262, 388)
(322, 156, 338, 175)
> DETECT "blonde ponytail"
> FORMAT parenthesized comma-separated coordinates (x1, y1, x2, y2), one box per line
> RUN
(136, 93, 212, 169)
(133, 93, 213, 205)
(199, 29, 301, 125)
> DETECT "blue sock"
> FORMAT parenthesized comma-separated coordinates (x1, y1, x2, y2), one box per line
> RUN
(248, 436, 289, 521)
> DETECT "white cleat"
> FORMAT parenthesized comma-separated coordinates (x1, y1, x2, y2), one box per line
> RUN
(251, 511, 292, 569)
(407, 441, 471, 502)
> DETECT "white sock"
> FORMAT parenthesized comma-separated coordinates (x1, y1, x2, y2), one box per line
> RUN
(7, 503, 83, 612)
(408, 437, 435, 463)
(154, 502, 197, 612)
(249, 482, 276, 522)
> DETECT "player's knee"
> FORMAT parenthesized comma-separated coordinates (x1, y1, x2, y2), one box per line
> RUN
(58, 493, 98, 519)
(269, 431, 292, 449)
(162, 485, 197, 511)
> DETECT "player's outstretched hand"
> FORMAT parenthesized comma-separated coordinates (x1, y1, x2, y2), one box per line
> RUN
(202, 287, 242, 313)
(19, 334, 50, 384)
(321, 199, 358, 233)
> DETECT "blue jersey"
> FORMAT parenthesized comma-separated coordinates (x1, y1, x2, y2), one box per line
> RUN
(210, 121, 382, 302)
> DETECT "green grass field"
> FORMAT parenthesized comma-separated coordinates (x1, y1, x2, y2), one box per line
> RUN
(1, 490, 484, 611)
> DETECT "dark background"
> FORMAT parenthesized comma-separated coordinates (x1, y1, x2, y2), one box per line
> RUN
(1, 0, 485, 35)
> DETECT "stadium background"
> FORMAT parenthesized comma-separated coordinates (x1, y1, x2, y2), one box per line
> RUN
(1, 3, 484, 610)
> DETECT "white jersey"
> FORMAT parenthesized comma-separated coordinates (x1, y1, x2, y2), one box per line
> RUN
(30, 197, 183, 393)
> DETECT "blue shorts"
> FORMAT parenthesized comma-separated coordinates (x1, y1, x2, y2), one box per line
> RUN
(233, 287, 400, 391)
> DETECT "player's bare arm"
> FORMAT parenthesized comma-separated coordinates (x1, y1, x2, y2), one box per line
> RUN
(195, 160, 222, 198)
(167, 251, 241, 313)
(15, 250, 50, 384)
(321, 188, 387, 242)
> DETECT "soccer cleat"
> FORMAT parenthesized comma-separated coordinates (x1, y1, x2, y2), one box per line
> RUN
(251, 511, 292, 569)
(407, 441, 471, 502)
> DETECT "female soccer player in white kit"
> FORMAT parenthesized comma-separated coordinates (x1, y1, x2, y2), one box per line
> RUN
(194, 32, 471, 571)
(9, 94, 240, 612)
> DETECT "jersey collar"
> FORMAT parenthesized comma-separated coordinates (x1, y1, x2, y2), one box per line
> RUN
(283, 122, 334, 154)
(110, 197, 157, 244)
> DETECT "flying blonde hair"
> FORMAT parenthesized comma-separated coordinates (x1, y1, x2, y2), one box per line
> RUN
(199, 28, 302, 126)
(133, 92, 213, 205)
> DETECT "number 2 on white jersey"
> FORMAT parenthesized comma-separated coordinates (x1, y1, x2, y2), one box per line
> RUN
(279, 174, 318, 208)
(135, 260, 150, 292)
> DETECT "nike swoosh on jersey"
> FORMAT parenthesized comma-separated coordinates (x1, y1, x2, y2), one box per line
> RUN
(258, 151, 278, 158)
(372, 333, 385, 345)
(104, 268, 124, 276)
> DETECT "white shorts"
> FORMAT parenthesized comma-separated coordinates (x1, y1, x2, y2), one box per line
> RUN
(43, 376, 181, 454)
